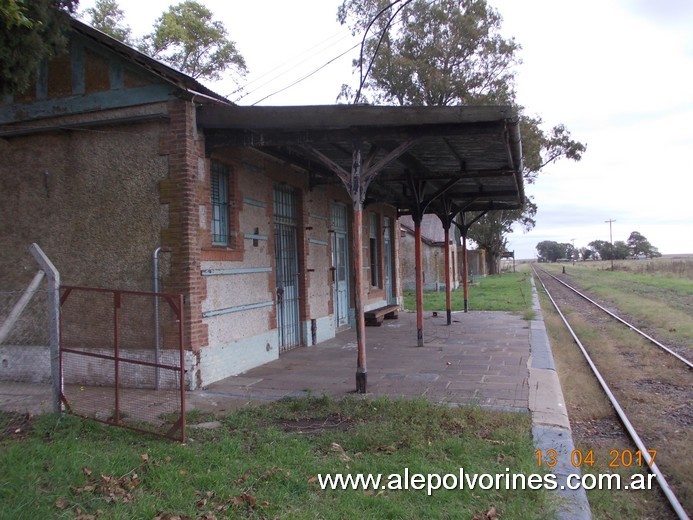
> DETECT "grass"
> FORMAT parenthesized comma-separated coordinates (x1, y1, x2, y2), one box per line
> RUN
(539, 259, 693, 348)
(0, 396, 556, 519)
(403, 271, 533, 314)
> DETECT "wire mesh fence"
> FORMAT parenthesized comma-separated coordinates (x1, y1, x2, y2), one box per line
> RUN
(0, 272, 56, 414)
(60, 286, 186, 441)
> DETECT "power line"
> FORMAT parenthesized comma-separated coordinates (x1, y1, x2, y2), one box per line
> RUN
(250, 42, 361, 106)
(229, 29, 356, 102)
(237, 0, 433, 105)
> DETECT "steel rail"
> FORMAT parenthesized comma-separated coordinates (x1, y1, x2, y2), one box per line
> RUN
(536, 267, 693, 369)
(532, 266, 690, 520)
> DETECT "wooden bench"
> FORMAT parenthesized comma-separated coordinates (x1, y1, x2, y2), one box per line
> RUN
(364, 304, 399, 326)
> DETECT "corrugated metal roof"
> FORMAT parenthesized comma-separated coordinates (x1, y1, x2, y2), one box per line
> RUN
(198, 104, 524, 216)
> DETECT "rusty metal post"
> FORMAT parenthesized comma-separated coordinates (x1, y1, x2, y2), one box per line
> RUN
(462, 234, 469, 312)
(353, 207, 367, 391)
(350, 142, 368, 393)
(414, 219, 424, 347)
(444, 226, 452, 325)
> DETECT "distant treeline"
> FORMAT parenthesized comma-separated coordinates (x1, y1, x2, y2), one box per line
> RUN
(536, 231, 661, 262)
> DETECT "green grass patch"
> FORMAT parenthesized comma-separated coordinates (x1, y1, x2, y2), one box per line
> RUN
(540, 262, 693, 346)
(0, 397, 556, 519)
(403, 272, 532, 313)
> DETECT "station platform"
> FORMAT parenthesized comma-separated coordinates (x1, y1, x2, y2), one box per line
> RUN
(0, 280, 591, 519)
(191, 310, 531, 412)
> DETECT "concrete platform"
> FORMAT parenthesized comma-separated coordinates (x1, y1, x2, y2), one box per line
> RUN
(0, 291, 590, 519)
(189, 310, 531, 413)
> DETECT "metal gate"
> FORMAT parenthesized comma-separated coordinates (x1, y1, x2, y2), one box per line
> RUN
(331, 204, 350, 328)
(59, 286, 186, 442)
(273, 185, 301, 352)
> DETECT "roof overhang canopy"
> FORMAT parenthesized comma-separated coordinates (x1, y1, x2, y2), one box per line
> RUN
(197, 104, 524, 216)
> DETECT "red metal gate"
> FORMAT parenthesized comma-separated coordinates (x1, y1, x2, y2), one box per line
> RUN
(59, 286, 186, 441)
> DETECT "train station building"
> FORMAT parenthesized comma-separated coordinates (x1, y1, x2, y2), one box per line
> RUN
(0, 18, 524, 392)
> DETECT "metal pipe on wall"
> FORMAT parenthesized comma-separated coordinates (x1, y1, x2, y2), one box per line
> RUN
(153, 246, 170, 390)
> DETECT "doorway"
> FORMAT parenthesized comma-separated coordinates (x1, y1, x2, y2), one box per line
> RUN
(273, 185, 301, 352)
(331, 203, 350, 329)
(384, 216, 395, 304)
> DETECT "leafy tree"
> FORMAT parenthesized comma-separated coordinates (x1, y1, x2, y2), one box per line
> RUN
(589, 240, 610, 260)
(140, 0, 247, 82)
(589, 239, 629, 260)
(536, 240, 568, 262)
(1, 0, 34, 28)
(338, 0, 585, 274)
(82, 0, 131, 43)
(0, 0, 79, 95)
(338, 0, 519, 105)
(565, 242, 577, 261)
(613, 240, 630, 260)
(627, 231, 661, 258)
(469, 200, 535, 271)
(579, 247, 594, 261)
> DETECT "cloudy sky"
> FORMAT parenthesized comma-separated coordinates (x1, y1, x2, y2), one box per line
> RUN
(79, 0, 693, 259)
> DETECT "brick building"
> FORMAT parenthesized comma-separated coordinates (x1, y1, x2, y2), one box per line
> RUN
(1, 20, 523, 392)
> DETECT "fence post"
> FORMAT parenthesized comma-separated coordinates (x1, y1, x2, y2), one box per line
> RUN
(29, 244, 61, 413)
(0, 270, 45, 344)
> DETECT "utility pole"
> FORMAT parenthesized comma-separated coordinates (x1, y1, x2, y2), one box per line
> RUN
(605, 219, 616, 270)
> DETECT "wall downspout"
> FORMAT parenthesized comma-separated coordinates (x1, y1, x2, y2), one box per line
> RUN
(153, 246, 170, 389)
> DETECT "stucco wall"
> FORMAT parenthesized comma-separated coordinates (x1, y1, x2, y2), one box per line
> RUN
(400, 230, 459, 291)
(0, 119, 168, 292)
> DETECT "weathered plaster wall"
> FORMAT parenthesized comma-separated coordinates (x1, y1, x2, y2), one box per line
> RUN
(0, 119, 168, 291)
(400, 230, 459, 291)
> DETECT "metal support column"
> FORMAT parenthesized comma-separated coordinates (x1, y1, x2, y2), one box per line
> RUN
(436, 200, 458, 326)
(299, 138, 417, 392)
(453, 209, 488, 314)
(462, 234, 469, 312)
(413, 216, 424, 347)
(351, 143, 368, 393)
(444, 225, 452, 325)
(353, 207, 367, 392)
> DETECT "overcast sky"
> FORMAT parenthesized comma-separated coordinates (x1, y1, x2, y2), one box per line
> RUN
(79, 0, 693, 259)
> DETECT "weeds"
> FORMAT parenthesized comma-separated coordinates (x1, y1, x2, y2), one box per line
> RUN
(0, 397, 556, 519)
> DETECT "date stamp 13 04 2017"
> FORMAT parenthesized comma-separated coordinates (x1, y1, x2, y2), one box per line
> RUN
(535, 449, 657, 469)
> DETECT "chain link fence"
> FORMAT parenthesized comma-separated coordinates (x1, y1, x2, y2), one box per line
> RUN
(1, 245, 185, 441)
(0, 250, 57, 414)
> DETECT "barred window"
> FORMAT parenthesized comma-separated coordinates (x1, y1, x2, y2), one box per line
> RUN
(211, 161, 229, 246)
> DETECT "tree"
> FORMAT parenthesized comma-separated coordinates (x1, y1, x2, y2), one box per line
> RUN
(589, 240, 610, 260)
(579, 247, 594, 261)
(140, 0, 247, 82)
(0, 0, 79, 95)
(82, 0, 131, 43)
(627, 231, 661, 258)
(338, 0, 519, 106)
(1, 0, 34, 27)
(338, 0, 585, 274)
(536, 240, 568, 262)
(589, 239, 629, 261)
(468, 199, 536, 273)
(613, 241, 630, 260)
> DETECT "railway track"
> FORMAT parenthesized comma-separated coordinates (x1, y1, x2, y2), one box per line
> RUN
(532, 265, 692, 519)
